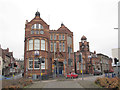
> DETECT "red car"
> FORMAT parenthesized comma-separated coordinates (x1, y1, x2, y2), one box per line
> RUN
(66, 73, 78, 79)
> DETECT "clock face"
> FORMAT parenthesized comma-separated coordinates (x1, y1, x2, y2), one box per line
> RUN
(40, 30, 44, 34)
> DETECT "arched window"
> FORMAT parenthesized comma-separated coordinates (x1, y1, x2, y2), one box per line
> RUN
(41, 40, 45, 50)
(31, 24, 44, 29)
(29, 39, 33, 50)
(34, 39, 40, 50)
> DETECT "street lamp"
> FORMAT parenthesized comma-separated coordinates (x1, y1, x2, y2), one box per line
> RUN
(34, 50, 43, 81)
(80, 52, 83, 80)
(100, 60, 102, 74)
(63, 59, 67, 78)
(88, 55, 92, 74)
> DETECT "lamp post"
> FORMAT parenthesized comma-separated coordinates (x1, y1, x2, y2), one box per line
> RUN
(34, 50, 42, 81)
(88, 55, 92, 74)
(80, 52, 83, 80)
(100, 60, 102, 74)
(64, 59, 67, 78)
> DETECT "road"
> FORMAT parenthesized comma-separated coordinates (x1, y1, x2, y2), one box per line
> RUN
(27, 74, 104, 88)
(28, 80, 83, 88)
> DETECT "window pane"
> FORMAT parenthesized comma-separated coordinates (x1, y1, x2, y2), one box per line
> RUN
(63, 42, 65, 52)
(31, 25, 34, 29)
(59, 35, 61, 40)
(34, 39, 40, 50)
(36, 30, 39, 34)
(59, 42, 61, 52)
(41, 25, 44, 29)
(29, 58, 33, 68)
(41, 58, 45, 69)
(31, 30, 34, 34)
(54, 42, 56, 52)
(50, 34, 53, 40)
(54, 34, 56, 40)
(62, 35, 64, 40)
(77, 62, 79, 70)
(41, 40, 45, 50)
(29, 40, 33, 50)
(34, 24, 36, 29)
(34, 61, 39, 68)
(36, 24, 39, 29)
(50, 42, 53, 52)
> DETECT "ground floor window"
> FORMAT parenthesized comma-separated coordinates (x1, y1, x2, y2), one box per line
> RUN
(41, 58, 45, 69)
(34, 58, 39, 69)
(77, 62, 79, 70)
(29, 58, 33, 69)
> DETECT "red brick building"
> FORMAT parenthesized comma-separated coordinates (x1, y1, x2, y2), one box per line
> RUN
(24, 11, 74, 77)
(74, 36, 100, 74)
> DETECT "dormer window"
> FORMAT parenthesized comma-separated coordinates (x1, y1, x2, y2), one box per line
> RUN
(31, 24, 44, 29)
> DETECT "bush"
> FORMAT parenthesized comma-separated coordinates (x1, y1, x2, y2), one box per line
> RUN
(95, 77, 120, 89)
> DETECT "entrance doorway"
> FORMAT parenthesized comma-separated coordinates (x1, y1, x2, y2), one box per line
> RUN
(55, 62, 64, 75)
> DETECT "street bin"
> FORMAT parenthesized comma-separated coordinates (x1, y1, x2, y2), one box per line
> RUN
(32, 74, 37, 80)
(105, 73, 107, 77)
(112, 73, 114, 78)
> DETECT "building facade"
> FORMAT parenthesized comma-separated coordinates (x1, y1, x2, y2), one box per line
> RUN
(97, 53, 113, 73)
(0, 45, 2, 75)
(74, 36, 100, 74)
(24, 11, 74, 77)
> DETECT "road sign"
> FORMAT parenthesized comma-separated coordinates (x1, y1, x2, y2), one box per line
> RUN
(81, 70, 82, 73)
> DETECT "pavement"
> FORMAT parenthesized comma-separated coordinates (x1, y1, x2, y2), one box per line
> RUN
(28, 80, 83, 88)
(26, 74, 104, 88)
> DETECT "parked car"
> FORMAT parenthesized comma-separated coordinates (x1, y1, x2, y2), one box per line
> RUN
(0, 75, 11, 80)
(66, 73, 78, 79)
(94, 70, 102, 75)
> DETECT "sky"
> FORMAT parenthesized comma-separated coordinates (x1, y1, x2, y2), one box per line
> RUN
(0, 0, 119, 59)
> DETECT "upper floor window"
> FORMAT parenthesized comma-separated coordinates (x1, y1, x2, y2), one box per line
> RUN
(62, 35, 65, 40)
(54, 34, 56, 40)
(31, 24, 44, 29)
(41, 40, 45, 50)
(50, 42, 53, 52)
(59, 35, 61, 40)
(63, 42, 65, 52)
(34, 39, 40, 50)
(67, 36, 72, 45)
(36, 30, 39, 34)
(31, 30, 34, 34)
(29, 39, 33, 50)
(54, 42, 56, 52)
(50, 34, 53, 40)
(59, 42, 61, 52)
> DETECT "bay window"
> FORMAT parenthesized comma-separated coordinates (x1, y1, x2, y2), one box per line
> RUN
(41, 40, 45, 50)
(34, 39, 40, 50)
(29, 39, 33, 50)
